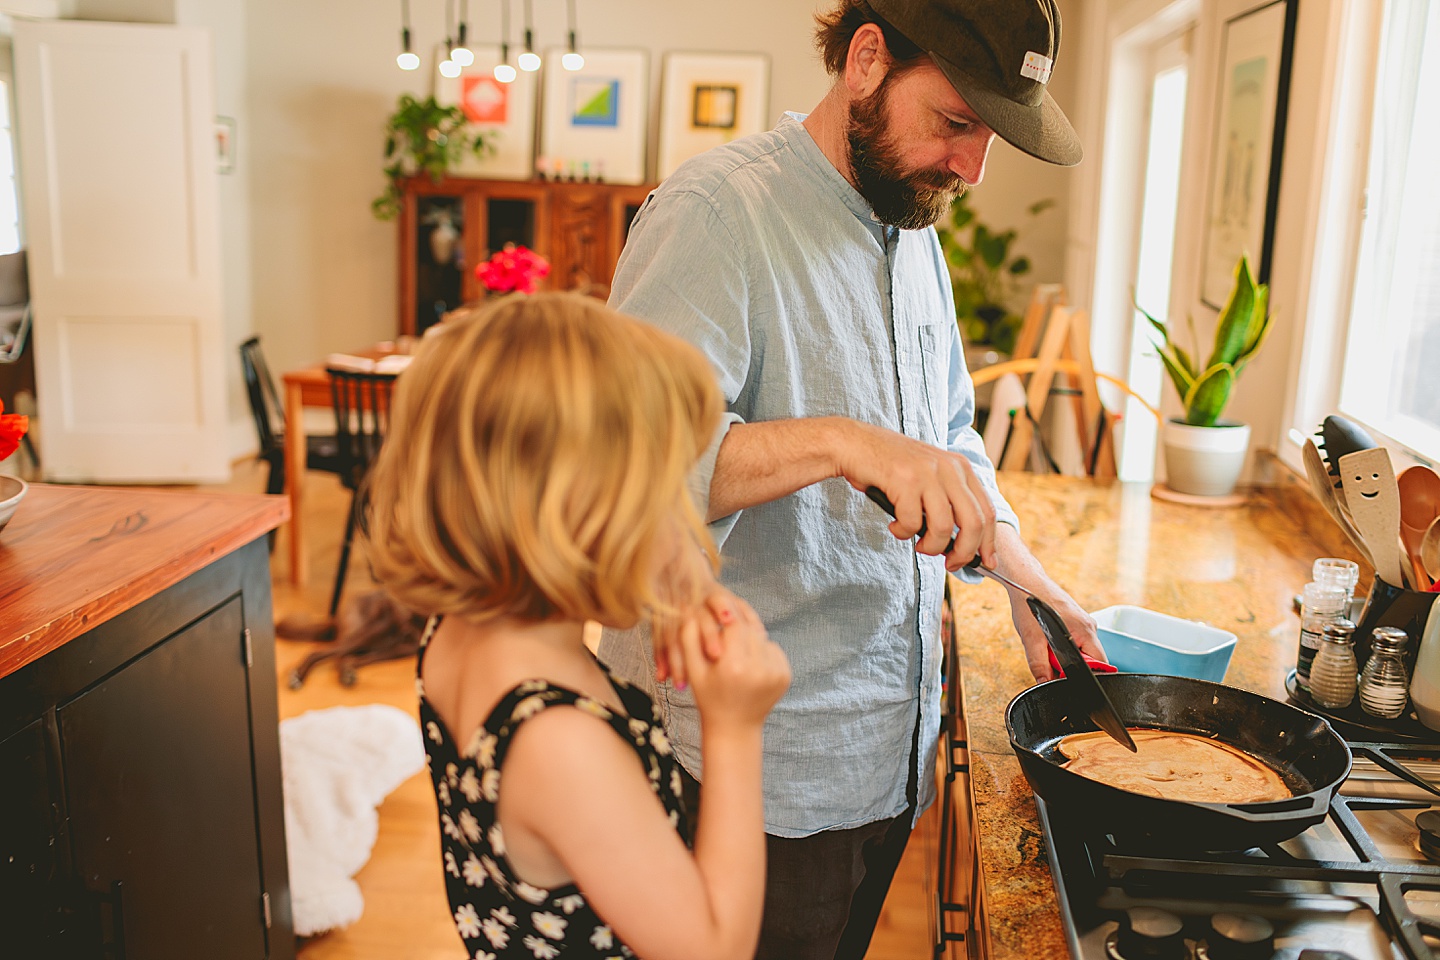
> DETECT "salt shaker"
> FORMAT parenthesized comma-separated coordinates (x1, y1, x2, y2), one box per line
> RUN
(1309, 619, 1358, 709)
(1358, 626, 1411, 719)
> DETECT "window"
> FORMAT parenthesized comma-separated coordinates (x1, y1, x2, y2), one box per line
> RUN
(1338, 0, 1440, 461)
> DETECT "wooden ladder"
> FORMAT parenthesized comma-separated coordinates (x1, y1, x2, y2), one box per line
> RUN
(995, 286, 1119, 479)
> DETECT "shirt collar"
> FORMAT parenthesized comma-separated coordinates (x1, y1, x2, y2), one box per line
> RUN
(777, 112, 888, 231)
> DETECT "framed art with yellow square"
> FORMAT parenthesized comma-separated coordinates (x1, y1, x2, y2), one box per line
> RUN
(657, 52, 770, 180)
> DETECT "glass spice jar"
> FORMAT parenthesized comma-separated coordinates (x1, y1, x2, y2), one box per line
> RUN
(1359, 626, 1412, 719)
(1295, 582, 1349, 692)
(1308, 619, 1358, 710)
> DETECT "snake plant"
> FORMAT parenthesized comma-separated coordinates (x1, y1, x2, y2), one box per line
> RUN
(1137, 255, 1272, 427)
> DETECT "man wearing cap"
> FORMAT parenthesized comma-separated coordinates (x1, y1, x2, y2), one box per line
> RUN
(600, 1, 1104, 957)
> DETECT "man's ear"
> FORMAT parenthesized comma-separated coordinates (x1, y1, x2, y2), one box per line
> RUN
(844, 22, 890, 99)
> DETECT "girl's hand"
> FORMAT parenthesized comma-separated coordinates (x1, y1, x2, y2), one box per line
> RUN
(678, 590, 790, 730)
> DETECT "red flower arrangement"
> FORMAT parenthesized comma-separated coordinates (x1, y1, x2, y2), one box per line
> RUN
(0, 398, 27, 462)
(476, 243, 550, 295)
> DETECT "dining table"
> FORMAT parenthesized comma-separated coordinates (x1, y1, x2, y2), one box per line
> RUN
(279, 339, 413, 586)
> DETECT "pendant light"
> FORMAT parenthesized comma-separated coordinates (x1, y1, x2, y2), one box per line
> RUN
(561, 0, 584, 71)
(396, 0, 420, 70)
(451, 0, 475, 67)
(517, 0, 541, 72)
(494, 0, 518, 83)
(438, 0, 461, 77)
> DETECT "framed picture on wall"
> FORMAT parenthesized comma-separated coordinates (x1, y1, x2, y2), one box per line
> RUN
(1198, 0, 1298, 309)
(437, 45, 538, 180)
(539, 47, 649, 184)
(657, 52, 771, 180)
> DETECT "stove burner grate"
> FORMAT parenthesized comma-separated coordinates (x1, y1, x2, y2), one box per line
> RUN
(1040, 742, 1440, 960)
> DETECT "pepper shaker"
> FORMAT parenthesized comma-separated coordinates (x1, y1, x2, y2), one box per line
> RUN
(1359, 626, 1412, 719)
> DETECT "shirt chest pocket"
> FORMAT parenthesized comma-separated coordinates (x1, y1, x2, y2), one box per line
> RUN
(916, 322, 950, 446)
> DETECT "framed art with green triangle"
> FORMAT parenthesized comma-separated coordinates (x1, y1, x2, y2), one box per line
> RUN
(539, 47, 649, 184)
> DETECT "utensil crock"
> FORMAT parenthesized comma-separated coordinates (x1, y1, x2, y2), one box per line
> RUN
(1353, 576, 1440, 680)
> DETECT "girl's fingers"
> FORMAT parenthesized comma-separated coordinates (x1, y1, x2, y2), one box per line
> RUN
(696, 610, 724, 663)
(675, 615, 707, 690)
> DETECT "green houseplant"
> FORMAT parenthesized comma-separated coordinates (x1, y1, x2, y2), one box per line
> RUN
(935, 193, 1055, 356)
(371, 94, 494, 220)
(1136, 254, 1273, 496)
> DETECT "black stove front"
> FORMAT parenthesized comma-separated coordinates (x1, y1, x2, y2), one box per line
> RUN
(1039, 743, 1440, 960)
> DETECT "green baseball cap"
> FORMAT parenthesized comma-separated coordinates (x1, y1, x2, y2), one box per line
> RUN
(866, 0, 1083, 166)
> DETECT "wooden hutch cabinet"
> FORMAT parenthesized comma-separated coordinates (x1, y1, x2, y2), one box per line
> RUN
(396, 176, 656, 336)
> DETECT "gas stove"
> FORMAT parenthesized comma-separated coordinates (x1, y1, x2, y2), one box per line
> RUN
(1040, 743, 1440, 960)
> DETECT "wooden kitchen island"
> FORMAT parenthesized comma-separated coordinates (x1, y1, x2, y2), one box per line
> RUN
(0, 483, 293, 960)
(945, 470, 1368, 959)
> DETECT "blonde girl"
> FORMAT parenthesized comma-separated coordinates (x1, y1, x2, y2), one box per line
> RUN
(366, 293, 790, 960)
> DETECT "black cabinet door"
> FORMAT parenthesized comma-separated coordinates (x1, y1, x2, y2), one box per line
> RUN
(0, 717, 88, 955)
(57, 597, 269, 960)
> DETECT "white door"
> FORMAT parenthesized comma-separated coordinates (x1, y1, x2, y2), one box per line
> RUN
(14, 18, 227, 483)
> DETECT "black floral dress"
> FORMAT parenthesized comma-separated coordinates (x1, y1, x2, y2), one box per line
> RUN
(417, 618, 691, 959)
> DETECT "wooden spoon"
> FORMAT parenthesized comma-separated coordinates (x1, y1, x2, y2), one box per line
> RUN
(1399, 465, 1440, 573)
(1423, 518, 1440, 587)
(1302, 439, 1374, 567)
(1339, 448, 1408, 588)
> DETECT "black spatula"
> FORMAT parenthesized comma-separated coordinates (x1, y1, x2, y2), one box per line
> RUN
(864, 486, 1136, 752)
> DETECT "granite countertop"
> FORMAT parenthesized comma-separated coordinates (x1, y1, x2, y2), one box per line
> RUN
(956, 470, 1368, 959)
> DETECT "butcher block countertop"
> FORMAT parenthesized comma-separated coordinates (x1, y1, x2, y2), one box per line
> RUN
(0, 483, 287, 680)
(955, 470, 1368, 959)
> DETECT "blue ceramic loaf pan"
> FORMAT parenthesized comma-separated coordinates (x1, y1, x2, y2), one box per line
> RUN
(1092, 605, 1237, 682)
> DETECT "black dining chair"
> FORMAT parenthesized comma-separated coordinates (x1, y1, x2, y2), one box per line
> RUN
(326, 367, 397, 618)
(239, 336, 341, 498)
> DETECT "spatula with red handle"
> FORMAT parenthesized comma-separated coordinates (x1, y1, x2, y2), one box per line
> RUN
(864, 486, 1136, 752)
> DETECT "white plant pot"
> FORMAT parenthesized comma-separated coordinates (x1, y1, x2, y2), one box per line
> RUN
(1162, 419, 1252, 497)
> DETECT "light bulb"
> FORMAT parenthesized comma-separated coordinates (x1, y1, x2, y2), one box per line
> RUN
(494, 63, 517, 83)
(562, 51, 584, 71)
(397, 51, 420, 70)
(451, 46, 474, 67)
(439, 59, 462, 78)
(518, 50, 541, 72)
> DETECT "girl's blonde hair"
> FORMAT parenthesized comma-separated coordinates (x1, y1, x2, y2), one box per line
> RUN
(366, 292, 722, 627)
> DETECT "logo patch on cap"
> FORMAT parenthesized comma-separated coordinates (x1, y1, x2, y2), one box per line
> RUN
(1020, 51, 1053, 84)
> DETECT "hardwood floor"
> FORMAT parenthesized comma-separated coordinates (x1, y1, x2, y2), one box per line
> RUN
(226, 461, 939, 960)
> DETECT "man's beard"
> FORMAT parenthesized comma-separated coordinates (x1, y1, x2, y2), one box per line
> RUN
(847, 77, 967, 230)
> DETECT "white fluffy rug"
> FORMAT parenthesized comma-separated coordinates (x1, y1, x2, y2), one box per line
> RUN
(280, 704, 426, 937)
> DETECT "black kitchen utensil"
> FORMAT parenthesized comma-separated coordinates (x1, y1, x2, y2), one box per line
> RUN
(1008, 673, 1352, 851)
(864, 485, 1135, 753)
(863, 486, 956, 553)
(1318, 415, 1378, 485)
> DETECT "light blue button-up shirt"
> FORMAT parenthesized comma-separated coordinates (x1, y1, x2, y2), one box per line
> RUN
(599, 113, 1018, 838)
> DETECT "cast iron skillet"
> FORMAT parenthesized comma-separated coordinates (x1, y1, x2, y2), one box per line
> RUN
(1007, 673, 1352, 852)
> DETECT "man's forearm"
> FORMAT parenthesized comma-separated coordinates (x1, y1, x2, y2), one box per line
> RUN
(990, 522, 1058, 598)
(706, 418, 847, 522)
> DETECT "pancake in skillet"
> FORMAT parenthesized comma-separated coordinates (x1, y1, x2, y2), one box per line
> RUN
(1056, 729, 1290, 803)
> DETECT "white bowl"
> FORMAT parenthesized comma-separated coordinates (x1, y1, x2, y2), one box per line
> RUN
(0, 475, 27, 533)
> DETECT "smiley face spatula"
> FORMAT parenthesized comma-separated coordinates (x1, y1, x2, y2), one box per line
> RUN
(1338, 448, 1408, 588)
